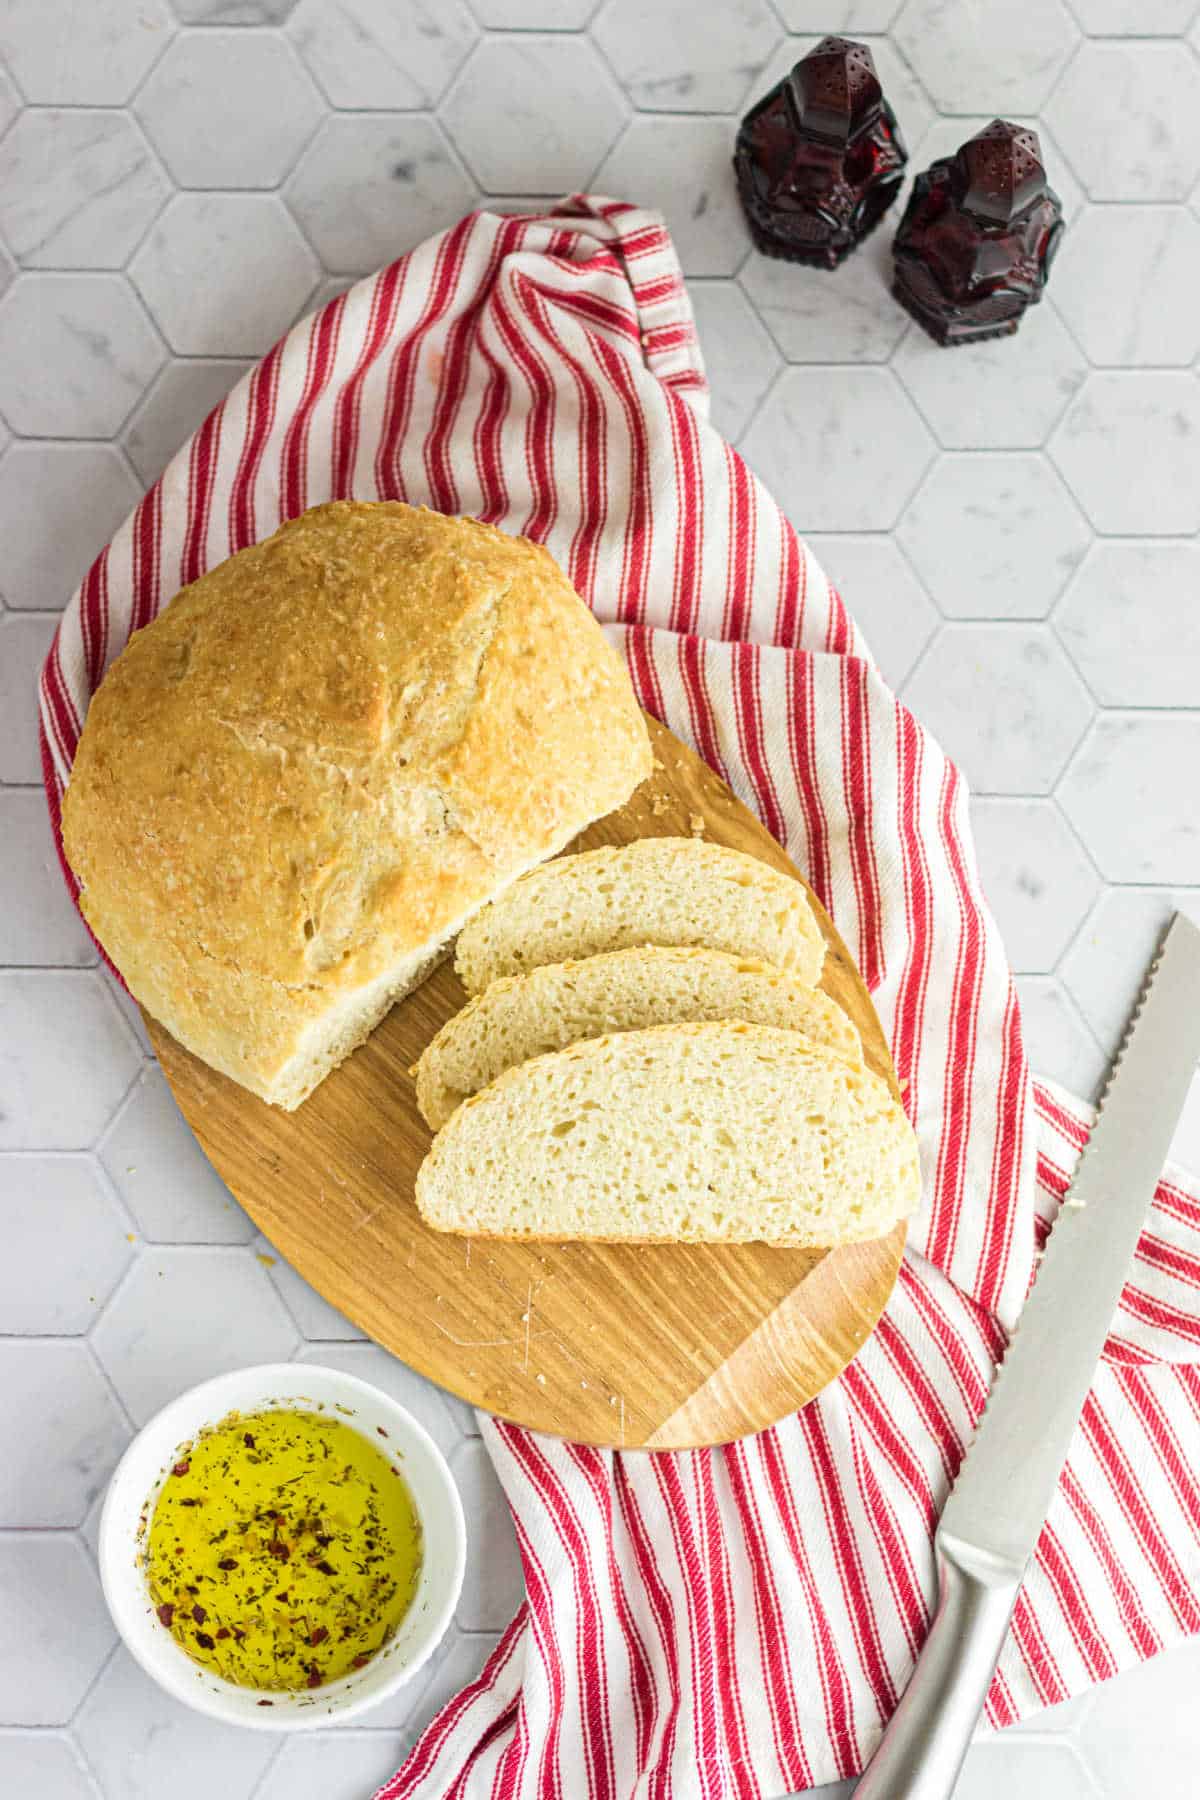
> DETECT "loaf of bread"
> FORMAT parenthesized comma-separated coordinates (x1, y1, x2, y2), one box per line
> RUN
(415, 1020, 919, 1247)
(454, 837, 825, 995)
(414, 944, 861, 1128)
(61, 502, 652, 1109)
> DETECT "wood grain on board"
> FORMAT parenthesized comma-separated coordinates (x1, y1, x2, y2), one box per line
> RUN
(149, 715, 907, 1449)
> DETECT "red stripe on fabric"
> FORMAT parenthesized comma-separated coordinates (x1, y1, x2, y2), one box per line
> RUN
(565, 1445, 658, 1782)
(1008, 1592, 1069, 1708)
(1155, 1181, 1200, 1232)
(589, 333, 653, 627)
(129, 485, 163, 636)
(784, 654, 833, 911)
(1137, 1230, 1200, 1291)
(1059, 1463, 1162, 1659)
(510, 1512, 567, 1800)
(731, 644, 786, 846)
(502, 1430, 616, 1800)
(180, 400, 225, 585)
(652, 1457, 723, 1800)
(1034, 1525, 1118, 1684)
(471, 324, 514, 525)
(823, 584, 854, 656)
(773, 517, 806, 649)
(760, 1430, 860, 1779)
(384, 1610, 527, 1799)
(677, 635, 732, 786)
(840, 658, 885, 990)
(976, 981, 1028, 1313)
(1119, 1282, 1200, 1350)
(77, 552, 108, 695)
(848, 1421, 930, 1663)
(693, 1453, 756, 1799)
(330, 262, 406, 498)
(1034, 1083, 1089, 1152)
(614, 1461, 682, 1800)
(840, 1362, 939, 1537)
(491, 278, 559, 543)
(524, 281, 641, 344)
(895, 1262, 990, 1418)
(41, 630, 82, 769)
(1080, 1394, 1200, 1631)
(280, 294, 344, 520)
(724, 1442, 812, 1793)
(800, 1406, 896, 1723)
(984, 1666, 1018, 1729)
(228, 340, 283, 551)
(722, 446, 754, 641)
(1117, 1367, 1200, 1556)
(375, 215, 476, 504)
(516, 276, 609, 602)
(619, 623, 668, 725)
(446, 1700, 520, 1800)
(874, 1314, 965, 1484)
(666, 391, 704, 636)
(890, 706, 932, 1110)
(427, 217, 526, 515)
(490, 1697, 531, 1800)
(927, 762, 985, 1272)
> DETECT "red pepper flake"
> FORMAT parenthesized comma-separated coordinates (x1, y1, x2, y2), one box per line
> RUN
(351, 1653, 371, 1670)
(256, 1699, 274, 1707)
(315, 1560, 336, 1576)
(215, 1628, 231, 1641)
(376, 1427, 388, 1437)
(156, 1603, 174, 1628)
(217, 1557, 238, 1570)
(306, 1668, 322, 1690)
(171, 1460, 190, 1477)
(195, 1631, 215, 1651)
(268, 1539, 291, 1563)
(308, 1626, 329, 1646)
(243, 1432, 256, 1449)
(192, 1604, 207, 1625)
(233, 1628, 246, 1643)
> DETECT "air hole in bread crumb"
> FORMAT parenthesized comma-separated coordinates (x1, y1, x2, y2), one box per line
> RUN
(303, 917, 316, 940)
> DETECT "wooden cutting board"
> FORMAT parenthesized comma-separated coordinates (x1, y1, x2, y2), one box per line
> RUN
(148, 716, 907, 1449)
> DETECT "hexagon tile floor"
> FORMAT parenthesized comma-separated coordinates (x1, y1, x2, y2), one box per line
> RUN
(2, 3, 1199, 1798)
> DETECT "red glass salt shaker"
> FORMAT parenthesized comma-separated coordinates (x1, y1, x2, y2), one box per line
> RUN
(733, 36, 909, 269)
(891, 120, 1065, 346)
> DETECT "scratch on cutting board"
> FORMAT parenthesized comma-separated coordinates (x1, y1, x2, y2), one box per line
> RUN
(430, 1320, 522, 1350)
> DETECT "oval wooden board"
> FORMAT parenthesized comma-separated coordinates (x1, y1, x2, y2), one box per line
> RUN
(149, 716, 906, 1450)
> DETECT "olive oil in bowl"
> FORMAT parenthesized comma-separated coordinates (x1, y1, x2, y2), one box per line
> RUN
(146, 1407, 422, 1692)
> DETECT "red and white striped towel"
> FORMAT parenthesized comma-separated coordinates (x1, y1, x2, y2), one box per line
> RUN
(40, 200, 1200, 1799)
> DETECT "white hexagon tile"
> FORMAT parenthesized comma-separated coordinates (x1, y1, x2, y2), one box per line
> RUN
(3, 2, 1200, 1797)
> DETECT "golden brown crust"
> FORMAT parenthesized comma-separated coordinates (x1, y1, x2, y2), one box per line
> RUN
(61, 502, 652, 1101)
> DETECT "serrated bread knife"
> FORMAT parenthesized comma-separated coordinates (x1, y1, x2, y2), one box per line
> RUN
(854, 911, 1200, 1800)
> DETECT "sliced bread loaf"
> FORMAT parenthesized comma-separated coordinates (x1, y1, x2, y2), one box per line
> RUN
(414, 945, 862, 1128)
(415, 1020, 920, 1248)
(454, 837, 825, 995)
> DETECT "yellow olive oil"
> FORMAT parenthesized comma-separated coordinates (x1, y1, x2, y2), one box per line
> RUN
(146, 1407, 422, 1692)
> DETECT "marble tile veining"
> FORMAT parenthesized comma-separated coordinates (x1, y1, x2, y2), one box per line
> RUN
(3, 3, 1200, 1796)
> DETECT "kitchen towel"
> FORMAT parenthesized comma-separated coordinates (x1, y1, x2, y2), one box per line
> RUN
(40, 199, 1200, 1799)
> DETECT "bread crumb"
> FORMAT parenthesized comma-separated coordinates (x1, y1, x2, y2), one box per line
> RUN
(256, 1252, 276, 1267)
(535, 1373, 546, 1385)
(651, 792, 672, 817)
(688, 813, 705, 838)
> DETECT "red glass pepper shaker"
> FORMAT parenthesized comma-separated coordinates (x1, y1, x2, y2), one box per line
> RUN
(892, 120, 1065, 346)
(733, 36, 909, 269)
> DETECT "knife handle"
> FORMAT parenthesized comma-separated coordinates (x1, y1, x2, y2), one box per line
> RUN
(852, 1531, 1025, 1800)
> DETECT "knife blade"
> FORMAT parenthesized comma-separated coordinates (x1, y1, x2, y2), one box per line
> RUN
(855, 909, 1200, 1800)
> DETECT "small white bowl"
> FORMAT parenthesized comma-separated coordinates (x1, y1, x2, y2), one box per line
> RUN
(99, 1362, 466, 1731)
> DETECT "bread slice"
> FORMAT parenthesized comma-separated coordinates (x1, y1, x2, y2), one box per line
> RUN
(415, 1021, 919, 1248)
(454, 837, 825, 996)
(414, 945, 862, 1128)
